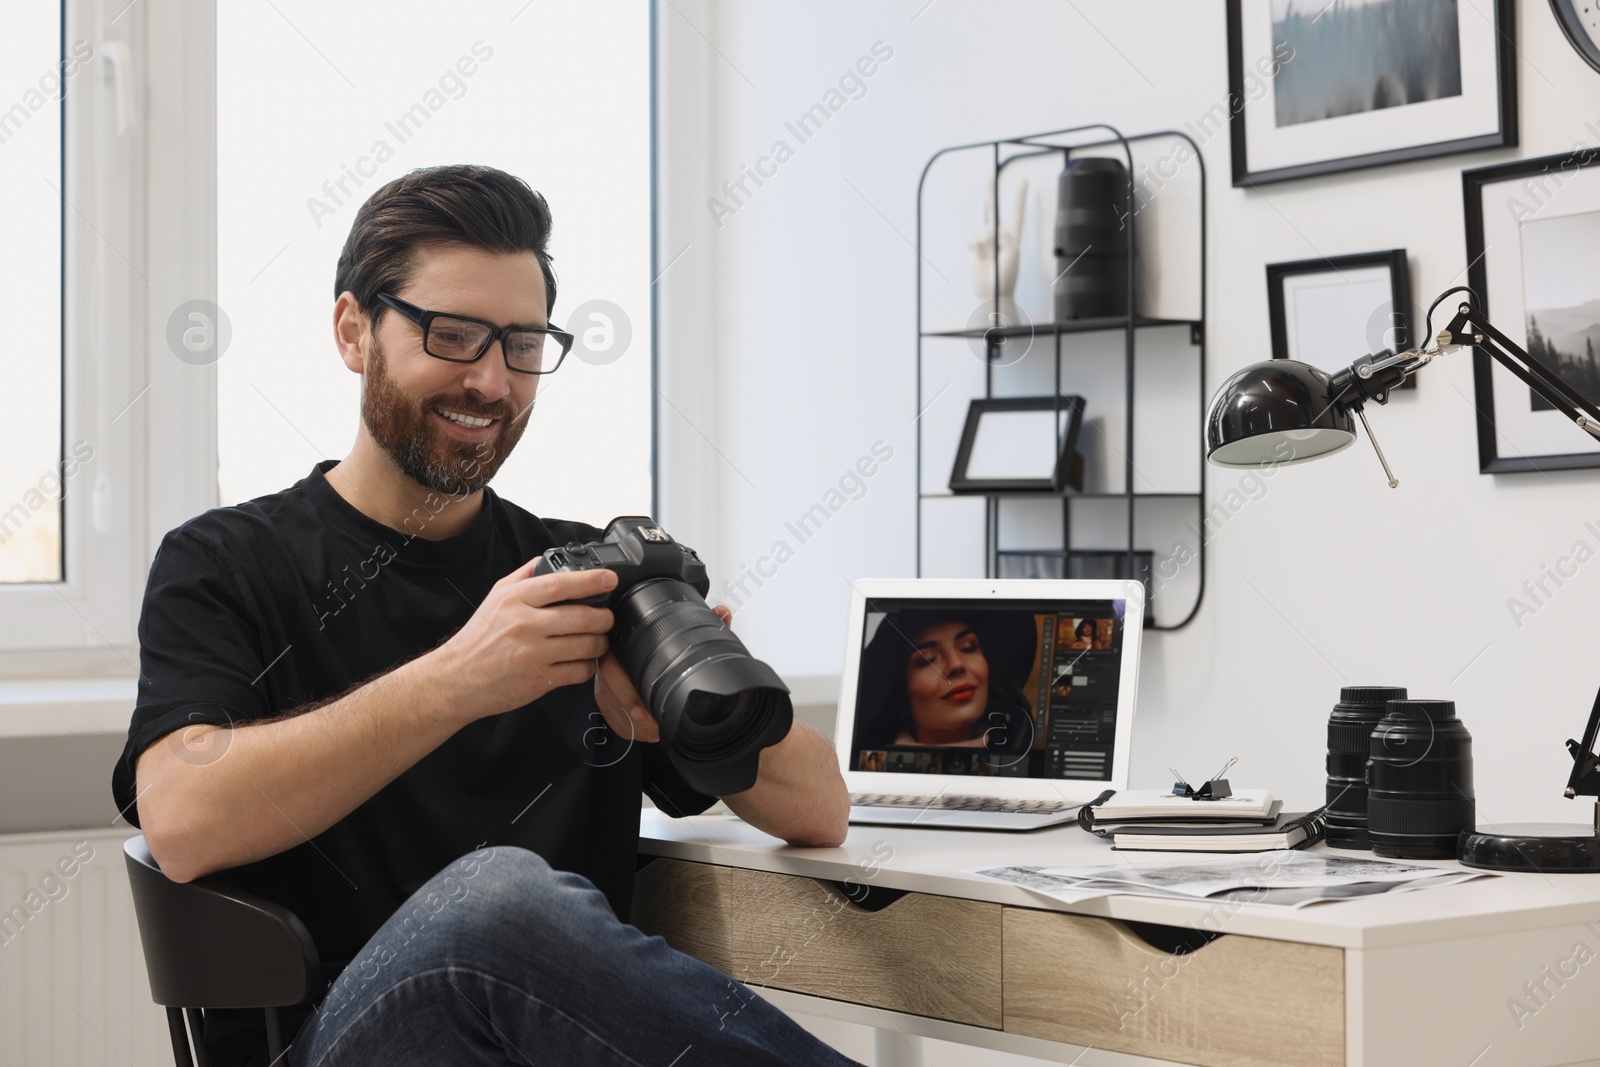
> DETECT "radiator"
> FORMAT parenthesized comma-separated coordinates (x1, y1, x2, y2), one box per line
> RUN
(0, 828, 169, 1066)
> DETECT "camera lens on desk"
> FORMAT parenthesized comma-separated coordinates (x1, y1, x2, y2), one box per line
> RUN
(1367, 699, 1475, 860)
(1325, 685, 1407, 850)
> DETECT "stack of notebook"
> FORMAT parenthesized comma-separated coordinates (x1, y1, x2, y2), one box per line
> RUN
(1079, 789, 1327, 853)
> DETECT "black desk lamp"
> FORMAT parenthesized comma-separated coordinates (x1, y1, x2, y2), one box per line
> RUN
(1206, 285, 1600, 873)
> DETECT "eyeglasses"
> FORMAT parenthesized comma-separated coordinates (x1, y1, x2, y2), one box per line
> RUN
(375, 292, 575, 375)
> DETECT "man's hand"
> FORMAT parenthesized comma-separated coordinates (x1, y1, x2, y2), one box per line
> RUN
(439, 561, 620, 724)
(594, 604, 733, 743)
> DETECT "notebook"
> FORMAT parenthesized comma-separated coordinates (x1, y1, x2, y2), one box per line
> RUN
(1088, 788, 1278, 822)
(835, 578, 1145, 830)
(1106, 809, 1329, 853)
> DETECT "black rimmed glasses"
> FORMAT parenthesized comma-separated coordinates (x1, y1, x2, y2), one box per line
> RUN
(376, 292, 575, 375)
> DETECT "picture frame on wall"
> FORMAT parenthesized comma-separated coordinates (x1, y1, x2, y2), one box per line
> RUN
(1226, 0, 1517, 186)
(1266, 250, 1414, 389)
(1464, 149, 1600, 474)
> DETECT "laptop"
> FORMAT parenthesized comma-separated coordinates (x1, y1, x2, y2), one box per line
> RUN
(835, 578, 1143, 830)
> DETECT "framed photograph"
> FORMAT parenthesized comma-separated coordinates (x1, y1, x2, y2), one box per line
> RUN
(1266, 250, 1414, 389)
(1464, 150, 1600, 474)
(948, 396, 1086, 494)
(1227, 0, 1517, 187)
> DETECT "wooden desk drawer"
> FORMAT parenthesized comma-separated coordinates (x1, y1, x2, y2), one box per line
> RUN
(632, 858, 1002, 1028)
(1003, 908, 1345, 1067)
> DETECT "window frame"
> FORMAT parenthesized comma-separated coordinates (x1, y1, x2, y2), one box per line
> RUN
(0, 0, 218, 672)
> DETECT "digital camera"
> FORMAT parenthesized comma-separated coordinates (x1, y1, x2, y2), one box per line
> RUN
(532, 516, 793, 795)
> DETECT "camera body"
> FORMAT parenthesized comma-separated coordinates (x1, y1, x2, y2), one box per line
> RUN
(534, 517, 709, 606)
(532, 516, 792, 796)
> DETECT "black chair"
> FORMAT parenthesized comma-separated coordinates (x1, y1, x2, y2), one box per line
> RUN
(123, 834, 334, 1067)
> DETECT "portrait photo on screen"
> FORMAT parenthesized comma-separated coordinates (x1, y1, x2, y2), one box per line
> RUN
(853, 607, 1042, 754)
(1060, 615, 1116, 651)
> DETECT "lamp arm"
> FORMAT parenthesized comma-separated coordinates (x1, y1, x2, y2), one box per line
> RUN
(1427, 300, 1600, 802)
(1566, 684, 1600, 801)
(1337, 296, 1600, 493)
(1443, 303, 1600, 435)
(1475, 331, 1600, 435)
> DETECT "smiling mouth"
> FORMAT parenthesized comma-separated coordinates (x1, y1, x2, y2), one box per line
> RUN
(943, 685, 976, 701)
(432, 406, 499, 429)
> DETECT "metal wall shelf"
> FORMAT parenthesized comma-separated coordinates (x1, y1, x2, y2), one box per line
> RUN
(920, 491, 1203, 501)
(914, 123, 1208, 630)
(921, 317, 1202, 341)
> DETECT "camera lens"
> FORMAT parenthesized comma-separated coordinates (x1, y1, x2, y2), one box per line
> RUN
(1325, 685, 1407, 849)
(610, 578, 792, 796)
(1367, 699, 1474, 859)
(684, 690, 743, 729)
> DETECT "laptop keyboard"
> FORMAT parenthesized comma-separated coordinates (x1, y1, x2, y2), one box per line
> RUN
(850, 793, 1075, 814)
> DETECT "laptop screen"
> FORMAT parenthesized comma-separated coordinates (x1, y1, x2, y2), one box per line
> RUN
(846, 596, 1128, 782)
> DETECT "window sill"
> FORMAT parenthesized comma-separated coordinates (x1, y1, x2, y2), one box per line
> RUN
(0, 677, 137, 739)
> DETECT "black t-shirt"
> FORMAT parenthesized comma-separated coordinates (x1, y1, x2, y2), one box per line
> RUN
(112, 460, 716, 1062)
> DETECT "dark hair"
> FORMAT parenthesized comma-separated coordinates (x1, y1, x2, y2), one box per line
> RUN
(1076, 618, 1096, 640)
(855, 609, 1037, 753)
(333, 164, 558, 328)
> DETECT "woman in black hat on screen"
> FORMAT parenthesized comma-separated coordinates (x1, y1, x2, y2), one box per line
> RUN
(855, 608, 1038, 757)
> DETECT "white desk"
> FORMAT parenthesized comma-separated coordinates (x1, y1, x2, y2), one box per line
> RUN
(634, 809, 1600, 1067)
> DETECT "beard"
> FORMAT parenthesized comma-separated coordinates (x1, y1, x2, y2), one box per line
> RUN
(361, 334, 530, 497)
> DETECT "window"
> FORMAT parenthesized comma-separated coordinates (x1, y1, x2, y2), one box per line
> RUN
(0, 0, 169, 662)
(0, 5, 67, 583)
(0, 0, 650, 664)
(217, 2, 654, 525)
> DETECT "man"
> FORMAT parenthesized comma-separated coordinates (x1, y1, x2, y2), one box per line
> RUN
(112, 164, 857, 1066)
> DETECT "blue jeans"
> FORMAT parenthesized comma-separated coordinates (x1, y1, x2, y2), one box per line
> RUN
(285, 846, 864, 1066)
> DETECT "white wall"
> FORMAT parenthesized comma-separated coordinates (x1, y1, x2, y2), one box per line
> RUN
(659, 0, 1600, 821)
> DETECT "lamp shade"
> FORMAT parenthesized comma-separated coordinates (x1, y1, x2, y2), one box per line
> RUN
(1206, 359, 1358, 468)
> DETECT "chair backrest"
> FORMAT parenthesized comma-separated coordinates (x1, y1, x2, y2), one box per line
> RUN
(122, 835, 324, 1009)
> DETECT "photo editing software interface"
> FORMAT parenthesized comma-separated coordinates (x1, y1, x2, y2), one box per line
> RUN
(848, 597, 1125, 780)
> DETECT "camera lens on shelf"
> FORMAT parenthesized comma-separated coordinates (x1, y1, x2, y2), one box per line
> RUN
(1367, 699, 1475, 860)
(1053, 157, 1131, 322)
(1325, 686, 1408, 850)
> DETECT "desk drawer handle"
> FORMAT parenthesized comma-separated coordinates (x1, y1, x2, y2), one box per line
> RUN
(1120, 919, 1223, 955)
(817, 879, 909, 913)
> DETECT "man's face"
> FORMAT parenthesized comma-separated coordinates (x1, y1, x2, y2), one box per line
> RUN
(361, 244, 548, 496)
